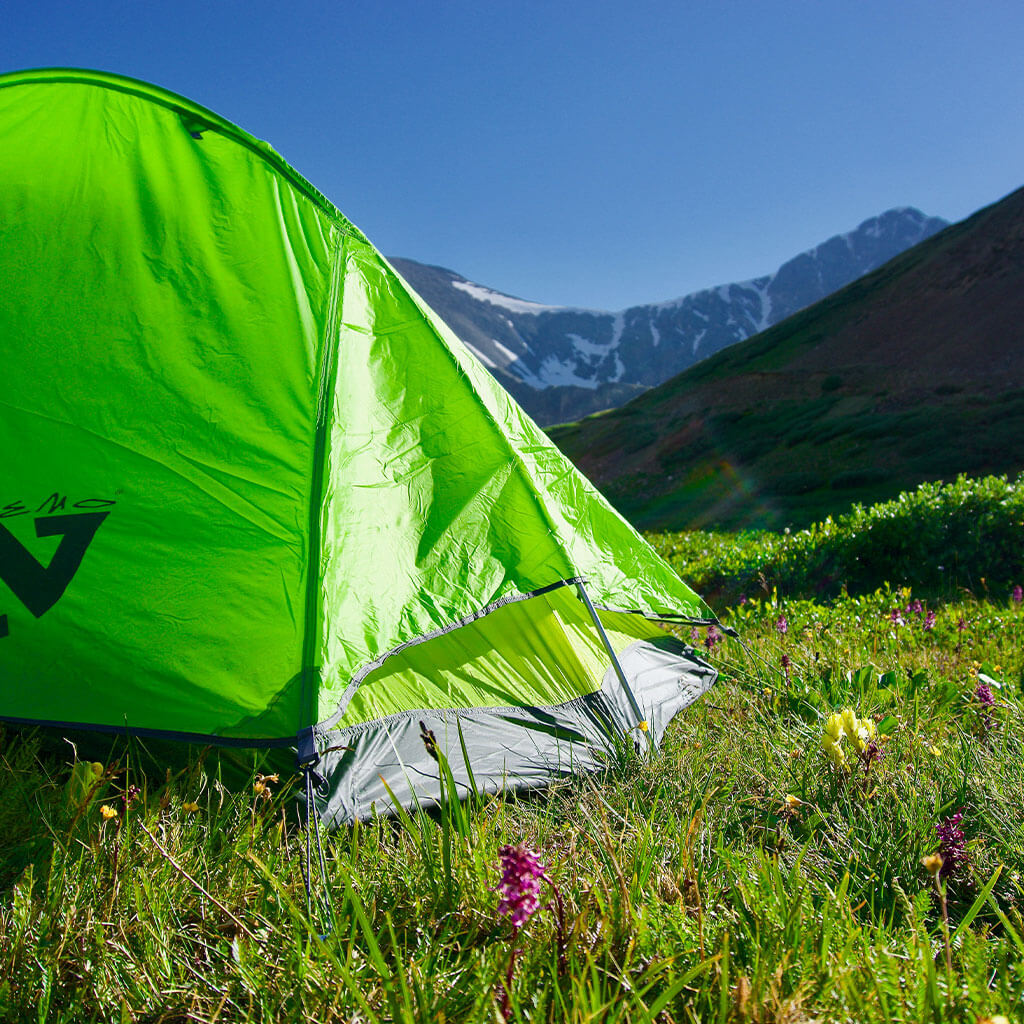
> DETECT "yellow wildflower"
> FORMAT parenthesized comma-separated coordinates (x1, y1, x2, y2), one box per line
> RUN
(820, 735, 847, 768)
(784, 794, 801, 809)
(824, 713, 843, 742)
(100, 804, 118, 820)
(182, 801, 200, 813)
(921, 852, 943, 876)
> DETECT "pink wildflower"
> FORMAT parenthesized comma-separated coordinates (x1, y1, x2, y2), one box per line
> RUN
(1013, 585, 1023, 605)
(935, 811, 968, 879)
(923, 610, 937, 631)
(775, 615, 788, 636)
(975, 683, 995, 708)
(496, 845, 546, 928)
(704, 624, 723, 653)
(889, 608, 905, 627)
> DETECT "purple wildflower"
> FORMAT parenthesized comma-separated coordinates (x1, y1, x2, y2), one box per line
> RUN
(775, 615, 788, 637)
(1013, 585, 1023, 605)
(975, 683, 996, 709)
(923, 610, 937, 631)
(905, 599, 923, 617)
(956, 616, 967, 633)
(689, 625, 700, 645)
(739, 594, 748, 606)
(860, 739, 883, 768)
(496, 844, 546, 928)
(935, 811, 968, 879)
(889, 608, 905, 627)
(704, 624, 723, 653)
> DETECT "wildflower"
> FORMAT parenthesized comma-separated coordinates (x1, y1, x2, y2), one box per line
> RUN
(921, 852, 943, 877)
(784, 794, 801, 810)
(820, 708, 876, 768)
(100, 804, 118, 820)
(419, 721, 439, 762)
(703, 624, 723, 653)
(889, 608, 905, 627)
(861, 740, 883, 767)
(905, 599, 923, 617)
(495, 844, 568, 1014)
(841, 710, 876, 754)
(935, 811, 968, 879)
(780, 652, 791, 682)
(1012, 584, 1023, 604)
(957, 616, 967, 633)
(820, 719, 847, 768)
(775, 615, 788, 636)
(496, 844, 547, 928)
(689, 625, 700, 645)
(253, 773, 279, 799)
(922, 610, 936, 631)
(182, 801, 200, 813)
(975, 683, 996, 708)
(122, 784, 141, 808)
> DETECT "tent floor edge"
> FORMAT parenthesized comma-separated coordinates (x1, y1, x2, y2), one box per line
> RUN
(306, 637, 716, 825)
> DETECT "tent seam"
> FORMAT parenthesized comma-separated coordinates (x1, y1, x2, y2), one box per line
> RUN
(298, 228, 346, 752)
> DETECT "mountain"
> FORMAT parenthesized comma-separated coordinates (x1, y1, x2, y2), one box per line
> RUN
(548, 187, 1024, 531)
(391, 207, 948, 425)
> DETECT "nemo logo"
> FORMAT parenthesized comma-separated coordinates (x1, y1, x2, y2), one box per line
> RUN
(0, 494, 115, 638)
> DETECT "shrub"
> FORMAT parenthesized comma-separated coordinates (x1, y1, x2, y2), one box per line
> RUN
(650, 473, 1024, 605)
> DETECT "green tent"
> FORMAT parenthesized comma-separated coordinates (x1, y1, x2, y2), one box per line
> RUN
(0, 68, 717, 822)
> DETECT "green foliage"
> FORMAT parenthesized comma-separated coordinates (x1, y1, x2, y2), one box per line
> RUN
(650, 472, 1024, 605)
(2, 508, 1024, 1020)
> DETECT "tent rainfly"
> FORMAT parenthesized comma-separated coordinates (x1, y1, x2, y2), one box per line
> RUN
(0, 69, 718, 823)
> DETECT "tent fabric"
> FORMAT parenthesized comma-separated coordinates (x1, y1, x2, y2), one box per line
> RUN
(0, 68, 716, 817)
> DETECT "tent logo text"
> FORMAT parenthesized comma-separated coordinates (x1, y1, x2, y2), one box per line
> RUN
(0, 493, 115, 638)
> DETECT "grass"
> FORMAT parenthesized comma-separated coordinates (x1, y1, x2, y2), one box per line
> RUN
(1, 483, 1024, 1021)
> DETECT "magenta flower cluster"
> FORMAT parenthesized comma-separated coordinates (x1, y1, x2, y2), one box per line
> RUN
(496, 844, 547, 928)
(775, 615, 788, 637)
(1013, 584, 1023, 604)
(935, 811, 968, 879)
(704, 624, 723, 653)
(975, 683, 996, 709)
(888, 600, 936, 630)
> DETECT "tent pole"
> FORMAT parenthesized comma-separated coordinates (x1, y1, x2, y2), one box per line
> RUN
(576, 581, 649, 738)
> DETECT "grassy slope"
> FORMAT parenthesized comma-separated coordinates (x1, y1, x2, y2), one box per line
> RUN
(550, 187, 1024, 531)
(1, 489, 1024, 1020)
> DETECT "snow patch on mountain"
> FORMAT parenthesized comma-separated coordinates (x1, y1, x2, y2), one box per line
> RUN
(391, 206, 949, 424)
(452, 279, 562, 315)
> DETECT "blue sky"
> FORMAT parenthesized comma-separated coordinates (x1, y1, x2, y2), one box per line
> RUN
(4, 1, 1023, 309)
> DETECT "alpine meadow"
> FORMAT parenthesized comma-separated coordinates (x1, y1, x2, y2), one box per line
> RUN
(1, 47, 1024, 1024)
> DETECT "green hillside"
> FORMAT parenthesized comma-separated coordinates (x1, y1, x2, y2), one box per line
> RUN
(550, 187, 1024, 530)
